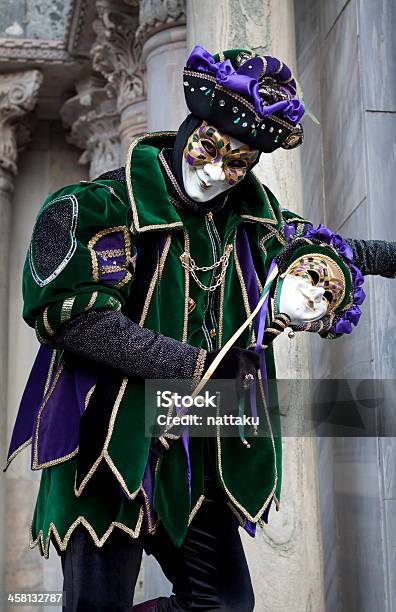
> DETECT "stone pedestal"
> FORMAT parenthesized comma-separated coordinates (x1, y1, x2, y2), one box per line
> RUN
(0, 69, 43, 611)
(139, 0, 187, 131)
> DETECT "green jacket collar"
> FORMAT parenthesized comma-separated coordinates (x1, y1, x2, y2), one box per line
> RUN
(125, 131, 281, 234)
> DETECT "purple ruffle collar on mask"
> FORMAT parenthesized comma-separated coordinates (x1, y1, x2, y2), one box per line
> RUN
(303, 224, 365, 335)
(186, 45, 305, 125)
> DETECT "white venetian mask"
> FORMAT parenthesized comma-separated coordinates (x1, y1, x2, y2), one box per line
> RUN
(279, 274, 329, 324)
(182, 123, 258, 202)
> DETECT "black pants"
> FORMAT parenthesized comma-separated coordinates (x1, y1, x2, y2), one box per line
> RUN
(60, 441, 254, 612)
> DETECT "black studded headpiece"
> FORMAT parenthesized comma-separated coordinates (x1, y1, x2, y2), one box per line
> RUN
(183, 45, 305, 153)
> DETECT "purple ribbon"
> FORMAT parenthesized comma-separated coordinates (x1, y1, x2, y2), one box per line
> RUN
(255, 259, 278, 354)
(186, 45, 304, 124)
(174, 401, 191, 500)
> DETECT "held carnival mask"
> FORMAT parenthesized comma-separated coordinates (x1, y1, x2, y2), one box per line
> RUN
(273, 226, 366, 338)
(277, 253, 346, 325)
(182, 121, 259, 201)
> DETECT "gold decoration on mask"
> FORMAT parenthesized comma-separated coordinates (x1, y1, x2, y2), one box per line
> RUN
(284, 253, 346, 311)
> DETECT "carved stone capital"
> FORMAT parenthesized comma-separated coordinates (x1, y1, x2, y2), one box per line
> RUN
(0, 70, 43, 175)
(61, 76, 122, 179)
(92, 0, 145, 114)
(138, 0, 186, 42)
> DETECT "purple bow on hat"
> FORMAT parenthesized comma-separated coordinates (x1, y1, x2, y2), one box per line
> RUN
(186, 45, 305, 124)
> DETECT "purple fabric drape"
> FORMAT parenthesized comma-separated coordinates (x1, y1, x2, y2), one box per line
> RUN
(33, 364, 97, 468)
(4, 345, 53, 469)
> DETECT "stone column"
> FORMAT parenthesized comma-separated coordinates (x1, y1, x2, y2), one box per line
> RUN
(186, 2, 324, 611)
(60, 76, 122, 180)
(138, 0, 187, 131)
(92, 0, 147, 158)
(0, 70, 43, 607)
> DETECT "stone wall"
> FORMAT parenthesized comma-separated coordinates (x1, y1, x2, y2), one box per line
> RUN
(295, 0, 396, 610)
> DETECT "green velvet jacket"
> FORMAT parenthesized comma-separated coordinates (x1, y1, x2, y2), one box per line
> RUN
(22, 132, 309, 557)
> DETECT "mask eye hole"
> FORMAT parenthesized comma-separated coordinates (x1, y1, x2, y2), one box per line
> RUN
(307, 270, 320, 285)
(323, 291, 332, 304)
(201, 139, 217, 157)
(227, 159, 247, 169)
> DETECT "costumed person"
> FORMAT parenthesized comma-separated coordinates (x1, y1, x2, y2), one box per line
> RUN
(4, 45, 396, 612)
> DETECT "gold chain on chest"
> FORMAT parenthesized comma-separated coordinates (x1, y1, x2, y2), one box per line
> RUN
(180, 244, 233, 292)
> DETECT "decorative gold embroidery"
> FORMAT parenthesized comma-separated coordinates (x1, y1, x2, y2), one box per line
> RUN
(32, 363, 64, 470)
(139, 234, 172, 327)
(140, 485, 156, 533)
(218, 268, 226, 349)
(161, 432, 179, 440)
(158, 436, 170, 450)
(85, 385, 96, 410)
(125, 131, 184, 233)
(85, 291, 98, 311)
(159, 233, 172, 282)
(215, 376, 277, 521)
(276, 313, 290, 325)
(43, 307, 55, 336)
(96, 248, 124, 259)
(192, 348, 207, 385)
(36, 448, 79, 470)
(73, 378, 142, 501)
(188, 495, 205, 525)
(87, 226, 133, 290)
(182, 231, 190, 342)
(265, 326, 284, 336)
(29, 506, 144, 559)
(3, 437, 32, 472)
(100, 264, 123, 274)
(35, 322, 51, 346)
(259, 228, 278, 261)
(44, 349, 58, 396)
(226, 501, 246, 526)
(241, 214, 279, 227)
(60, 297, 76, 324)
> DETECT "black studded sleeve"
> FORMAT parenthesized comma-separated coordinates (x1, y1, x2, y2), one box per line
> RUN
(346, 239, 396, 278)
(53, 308, 206, 380)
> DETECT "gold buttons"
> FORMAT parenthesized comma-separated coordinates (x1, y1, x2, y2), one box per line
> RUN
(210, 328, 216, 338)
(207, 211, 213, 221)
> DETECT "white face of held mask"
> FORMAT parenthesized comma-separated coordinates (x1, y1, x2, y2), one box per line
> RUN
(182, 135, 257, 203)
(279, 274, 329, 324)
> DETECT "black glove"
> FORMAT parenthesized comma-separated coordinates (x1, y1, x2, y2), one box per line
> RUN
(204, 346, 260, 380)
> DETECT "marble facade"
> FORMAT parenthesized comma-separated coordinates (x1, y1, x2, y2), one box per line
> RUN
(0, 1, 394, 611)
(295, 0, 396, 610)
